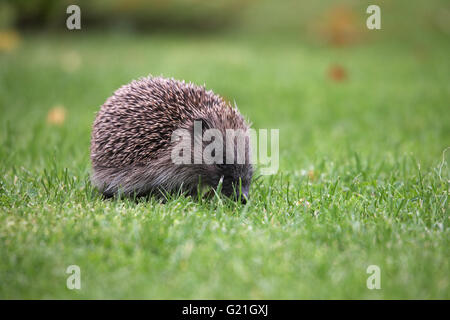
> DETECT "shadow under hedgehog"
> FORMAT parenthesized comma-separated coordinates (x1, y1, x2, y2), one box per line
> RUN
(90, 76, 253, 203)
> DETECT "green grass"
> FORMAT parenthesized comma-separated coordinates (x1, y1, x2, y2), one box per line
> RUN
(0, 31, 449, 299)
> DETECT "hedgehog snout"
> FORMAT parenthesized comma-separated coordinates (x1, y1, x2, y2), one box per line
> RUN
(239, 184, 249, 204)
(218, 174, 251, 204)
(231, 181, 250, 204)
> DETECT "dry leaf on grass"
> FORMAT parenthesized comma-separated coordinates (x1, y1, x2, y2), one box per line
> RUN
(328, 64, 348, 82)
(46, 106, 66, 126)
(0, 30, 21, 52)
(311, 5, 362, 47)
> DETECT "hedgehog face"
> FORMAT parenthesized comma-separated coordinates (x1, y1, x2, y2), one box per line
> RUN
(201, 163, 252, 203)
(187, 117, 253, 202)
(215, 128, 253, 203)
(218, 164, 253, 203)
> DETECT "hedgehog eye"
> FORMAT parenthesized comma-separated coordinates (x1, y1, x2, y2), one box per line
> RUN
(216, 163, 226, 170)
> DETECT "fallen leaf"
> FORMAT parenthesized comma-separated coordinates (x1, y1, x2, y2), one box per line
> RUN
(308, 170, 316, 181)
(313, 5, 361, 47)
(328, 64, 348, 82)
(46, 106, 66, 126)
(0, 29, 21, 52)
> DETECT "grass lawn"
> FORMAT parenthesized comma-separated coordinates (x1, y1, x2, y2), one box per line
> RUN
(0, 32, 448, 299)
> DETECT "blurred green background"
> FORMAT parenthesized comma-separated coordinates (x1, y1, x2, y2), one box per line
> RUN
(1, 0, 449, 38)
(0, 0, 449, 299)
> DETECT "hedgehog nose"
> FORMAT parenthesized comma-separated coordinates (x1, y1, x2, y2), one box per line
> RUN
(240, 190, 249, 204)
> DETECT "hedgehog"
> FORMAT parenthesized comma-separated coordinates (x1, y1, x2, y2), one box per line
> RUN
(90, 76, 253, 202)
